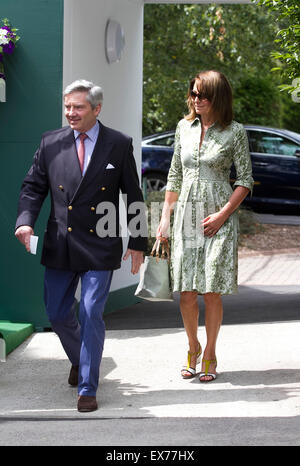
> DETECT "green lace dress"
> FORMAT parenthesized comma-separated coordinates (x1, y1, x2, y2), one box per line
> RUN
(166, 117, 254, 295)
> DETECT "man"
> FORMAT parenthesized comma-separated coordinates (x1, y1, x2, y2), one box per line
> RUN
(15, 80, 147, 412)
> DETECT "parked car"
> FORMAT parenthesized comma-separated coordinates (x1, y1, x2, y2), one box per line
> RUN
(141, 125, 300, 212)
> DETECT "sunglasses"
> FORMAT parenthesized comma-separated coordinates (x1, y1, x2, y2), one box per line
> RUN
(190, 91, 209, 101)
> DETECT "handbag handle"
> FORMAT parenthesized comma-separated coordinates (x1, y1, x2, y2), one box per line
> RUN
(150, 239, 170, 262)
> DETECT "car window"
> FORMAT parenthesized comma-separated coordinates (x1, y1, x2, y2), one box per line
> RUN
(248, 130, 300, 157)
(150, 135, 175, 147)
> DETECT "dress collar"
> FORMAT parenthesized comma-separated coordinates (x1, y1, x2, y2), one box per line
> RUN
(190, 116, 200, 127)
(190, 116, 217, 130)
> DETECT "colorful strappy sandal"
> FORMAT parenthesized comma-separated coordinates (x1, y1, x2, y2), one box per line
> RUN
(199, 358, 217, 382)
(181, 343, 202, 379)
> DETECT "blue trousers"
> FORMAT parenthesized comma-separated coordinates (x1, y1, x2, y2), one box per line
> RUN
(44, 268, 113, 396)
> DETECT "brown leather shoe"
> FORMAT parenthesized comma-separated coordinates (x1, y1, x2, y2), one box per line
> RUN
(68, 365, 79, 386)
(77, 395, 98, 412)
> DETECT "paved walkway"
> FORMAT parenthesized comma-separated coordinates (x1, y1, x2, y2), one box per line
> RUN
(238, 252, 300, 286)
(0, 251, 299, 446)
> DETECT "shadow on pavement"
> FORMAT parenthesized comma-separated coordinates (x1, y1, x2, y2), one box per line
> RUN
(105, 285, 300, 330)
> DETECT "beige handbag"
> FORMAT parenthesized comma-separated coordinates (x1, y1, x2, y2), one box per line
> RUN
(134, 239, 173, 301)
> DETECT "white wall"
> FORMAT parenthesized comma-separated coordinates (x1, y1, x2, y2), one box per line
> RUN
(63, 0, 144, 291)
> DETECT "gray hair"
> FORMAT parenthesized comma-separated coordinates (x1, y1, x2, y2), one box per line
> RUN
(63, 79, 103, 108)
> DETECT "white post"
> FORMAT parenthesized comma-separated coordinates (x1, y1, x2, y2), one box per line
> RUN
(0, 78, 6, 102)
(0, 338, 6, 362)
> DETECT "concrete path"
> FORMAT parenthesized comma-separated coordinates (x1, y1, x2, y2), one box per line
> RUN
(239, 252, 300, 286)
(0, 251, 299, 446)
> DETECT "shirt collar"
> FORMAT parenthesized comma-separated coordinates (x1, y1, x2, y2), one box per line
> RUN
(74, 120, 99, 142)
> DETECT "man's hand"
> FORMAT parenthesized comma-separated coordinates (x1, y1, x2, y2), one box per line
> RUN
(15, 226, 34, 252)
(123, 249, 144, 274)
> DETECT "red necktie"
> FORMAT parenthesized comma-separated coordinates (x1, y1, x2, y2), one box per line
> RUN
(77, 133, 88, 173)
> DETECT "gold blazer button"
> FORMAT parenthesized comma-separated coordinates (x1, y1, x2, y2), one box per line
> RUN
(100, 186, 106, 191)
(58, 185, 64, 190)
(68, 227, 72, 232)
(89, 229, 94, 234)
(68, 205, 73, 210)
(91, 206, 96, 211)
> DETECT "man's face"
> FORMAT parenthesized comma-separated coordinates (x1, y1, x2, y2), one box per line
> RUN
(64, 91, 101, 133)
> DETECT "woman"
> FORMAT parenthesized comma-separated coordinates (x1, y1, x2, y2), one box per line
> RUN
(157, 70, 253, 382)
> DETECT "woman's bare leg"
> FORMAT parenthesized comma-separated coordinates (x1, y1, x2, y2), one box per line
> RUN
(201, 292, 223, 380)
(180, 291, 201, 375)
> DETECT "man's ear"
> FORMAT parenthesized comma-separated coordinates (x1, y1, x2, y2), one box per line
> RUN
(95, 104, 102, 117)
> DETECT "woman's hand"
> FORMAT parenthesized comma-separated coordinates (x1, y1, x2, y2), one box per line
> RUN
(202, 211, 227, 238)
(202, 186, 250, 238)
(156, 190, 178, 242)
(156, 217, 170, 242)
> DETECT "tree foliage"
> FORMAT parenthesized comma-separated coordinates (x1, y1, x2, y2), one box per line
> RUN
(143, 3, 300, 135)
(256, 0, 300, 93)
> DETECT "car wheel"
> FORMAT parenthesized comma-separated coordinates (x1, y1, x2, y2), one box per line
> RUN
(143, 173, 167, 192)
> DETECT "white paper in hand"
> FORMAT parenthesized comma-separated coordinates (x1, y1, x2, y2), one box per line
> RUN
(30, 235, 39, 254)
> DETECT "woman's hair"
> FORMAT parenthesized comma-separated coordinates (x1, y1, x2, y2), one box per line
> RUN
(63, 79, 103, 109)
(185, 70, 233, 129)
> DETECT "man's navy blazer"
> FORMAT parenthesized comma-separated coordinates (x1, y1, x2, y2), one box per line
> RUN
(15, 121, 147, 271)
